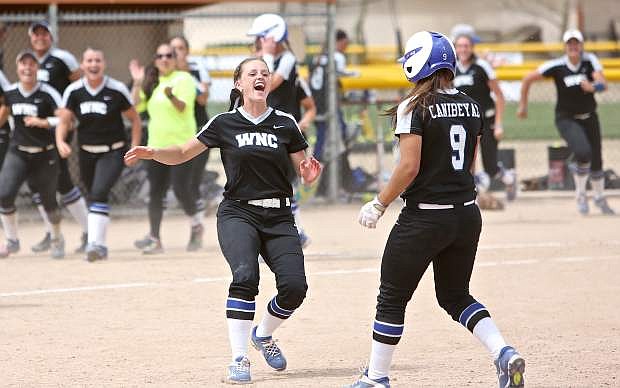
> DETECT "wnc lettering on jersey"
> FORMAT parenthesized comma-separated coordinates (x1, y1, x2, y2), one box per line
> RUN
(428, 102, 480, 119)
(453, 74, 474, 87)
(563, 74, 587, 88)
(235, 132, 278, 148)
(80, 101, 108, 115)
(12, 103, 38, 116)
(37, 69, 50, 82)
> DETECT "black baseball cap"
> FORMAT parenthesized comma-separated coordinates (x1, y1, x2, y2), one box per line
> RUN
(28, 20, 51, 35)
(16, 49, 37, 63)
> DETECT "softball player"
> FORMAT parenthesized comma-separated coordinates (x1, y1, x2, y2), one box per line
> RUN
(125, 57, 321, 384)
(454, 33, 516, 200)
(247, 13, 312, 246)
(28, 20, 89, 253)
(56, 48, 141, 261)
(0, 69, 11, 170)
(348, 32, 524, 388)
(170, 36, 212, 216)
(519, 29, 614, 215)
(0, 50, 65, 259)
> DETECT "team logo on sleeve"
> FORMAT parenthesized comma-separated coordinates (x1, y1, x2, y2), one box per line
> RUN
(235, 132, 278, 149)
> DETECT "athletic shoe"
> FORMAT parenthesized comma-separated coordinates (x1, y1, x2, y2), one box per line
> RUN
(494, 346, 525, 388)
(142, 237, 163, 255)
(86, 244, 108, 262)
(225, 356, 251, 384)
(74, 232, 88, 254)
(251, 326, 287, 371)
(345, 369, 390, 388)
(134, 234, 152, 250)
(299, 230, 311, 249)
(50, 236, 65, 259)
(577, 194, 589, 215)
(594, 197, 615, 215)
(31, 232, 51, 252)
(186, 223, 204, 252)
(0, 239, 20, 258)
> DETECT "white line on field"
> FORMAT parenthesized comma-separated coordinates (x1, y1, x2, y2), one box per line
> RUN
(0, 255, 618, 298)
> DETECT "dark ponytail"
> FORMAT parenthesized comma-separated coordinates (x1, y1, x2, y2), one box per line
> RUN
(142, 63, 159, 101)
(228, 56, 270, 111)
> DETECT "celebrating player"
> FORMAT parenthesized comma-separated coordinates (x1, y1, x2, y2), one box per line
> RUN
(28, 20, 90, 254)
(56, 48, 141, 261)
(0, 50, 65, 259)
(124, 57, 321, 384)
(129, 43, 203, 254)
(519, 29, 614, 215)
(454, 32, 516, 200)
(348, 32, 525, 388)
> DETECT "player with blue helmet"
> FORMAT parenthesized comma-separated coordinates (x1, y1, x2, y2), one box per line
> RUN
(346, 31, 525, 388)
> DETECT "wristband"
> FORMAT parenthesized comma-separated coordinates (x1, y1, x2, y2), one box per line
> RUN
(47, 117, 60, 127)
(593, 82, 605, 92)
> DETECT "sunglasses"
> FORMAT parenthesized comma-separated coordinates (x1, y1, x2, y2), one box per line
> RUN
(155, 53, 174, 59)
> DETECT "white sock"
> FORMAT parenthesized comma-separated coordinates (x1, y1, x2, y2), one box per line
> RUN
(51, 222, 62, 240)
(36, 205, 53, 234)
(0, 213, 18, 241)
(227, 318, 252, 362)
(256, 311, 285, 338)
(573, 173, 589, 197)
(591, 177, 605, 200)
(67, 197, 89, 233)
(88, 212, 109, 246)
(190, 211, 204, 227)
(367, 340, 396, 380)
(472, 317, 507, 360)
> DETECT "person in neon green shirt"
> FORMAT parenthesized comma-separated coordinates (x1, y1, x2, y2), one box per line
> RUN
(128, 43, 204, 254)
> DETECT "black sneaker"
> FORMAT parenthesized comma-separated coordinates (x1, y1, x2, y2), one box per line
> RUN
(31, 232, 51, 253)
(74, 232, 88, 254)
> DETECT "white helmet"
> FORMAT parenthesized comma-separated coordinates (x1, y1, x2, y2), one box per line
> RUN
(398, 31, 456, 83)
(247, 13, 288, 43)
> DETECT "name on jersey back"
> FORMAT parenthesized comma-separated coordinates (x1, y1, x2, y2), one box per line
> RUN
(428, 102, 480, 119)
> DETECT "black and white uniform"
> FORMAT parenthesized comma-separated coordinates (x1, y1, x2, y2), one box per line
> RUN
(293, 77, 312, 125)
(267, 51, 298, 115)
(0, 69, 11, 170)
(32, 47, 82, 206)
(454, 58, 500, 176)
(187, 59, 212, 210)
(0, 82, 62, 222)
(197, 106, 308, 322)
(538, 53, 604, 178)
(62, 76, 133, 217)
(372, 90, 492, 345)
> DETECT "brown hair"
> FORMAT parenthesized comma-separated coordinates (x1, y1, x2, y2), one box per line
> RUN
(228, 57, 270, 111)
(385, 68, 454, 126)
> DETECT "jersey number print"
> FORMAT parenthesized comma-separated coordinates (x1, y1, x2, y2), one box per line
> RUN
(450, 125, 467, 171)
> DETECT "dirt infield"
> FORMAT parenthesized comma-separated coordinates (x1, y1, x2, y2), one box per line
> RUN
(1, 196, 619, 387)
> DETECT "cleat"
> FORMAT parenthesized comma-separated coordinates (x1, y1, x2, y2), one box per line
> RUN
(134, 234, 152, 250)
(299, 230, 311, 249)
(224, 356, 251, 384)
(494, 346, 525, 388)
(86, 244, 108, 262)
(142, 237, 163, 255)
(251, 326, 287, 371)
(577, 194, 589, 215)
(31, 232, 51, 252)
(0, 239, 20, 258)
(74, 232, 88, 254)
(50, 236, 65, 259)
(594, 197, 615, 215)
(345, 370, 390, 388)
(186, 223, 204, 252)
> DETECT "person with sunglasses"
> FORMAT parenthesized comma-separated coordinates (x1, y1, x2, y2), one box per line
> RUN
(129, 43, 202, 254)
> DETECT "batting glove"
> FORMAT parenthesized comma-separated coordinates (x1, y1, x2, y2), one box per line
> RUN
(358, 196, 387, 229)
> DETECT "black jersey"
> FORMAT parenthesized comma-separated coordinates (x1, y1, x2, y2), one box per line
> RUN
(538, 53, 602, 116)
(396, 89, 483, 204)
(188, 58, 211, 128)
(0, 69, 10, 140)
(267, 51, 298, 115)
(4, 82, 62, 147)
(309, 54, 328, 119)
(454, 58, 496, 117)
(197, 106, 308, 200)
(292, 77, 312, 122)
(62, 76, 133, 145)
(36, 48, 79, 94)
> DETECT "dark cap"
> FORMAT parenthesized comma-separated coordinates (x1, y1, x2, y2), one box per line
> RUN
(28, 20, 51, 35)
(16, 49, 37, 63)
(336, 29, 348, 41)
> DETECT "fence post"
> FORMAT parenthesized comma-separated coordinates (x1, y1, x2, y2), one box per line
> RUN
(48, 3, 59, 42)
(326, 0, 339, 203)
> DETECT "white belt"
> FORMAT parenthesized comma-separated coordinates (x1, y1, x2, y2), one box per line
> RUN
(81, 141, 125, 154)
(243, 198, 291, 208)
(17, 144, 55, 154)
(573, 113, 591, 120)
(416, 200, 476, 210)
